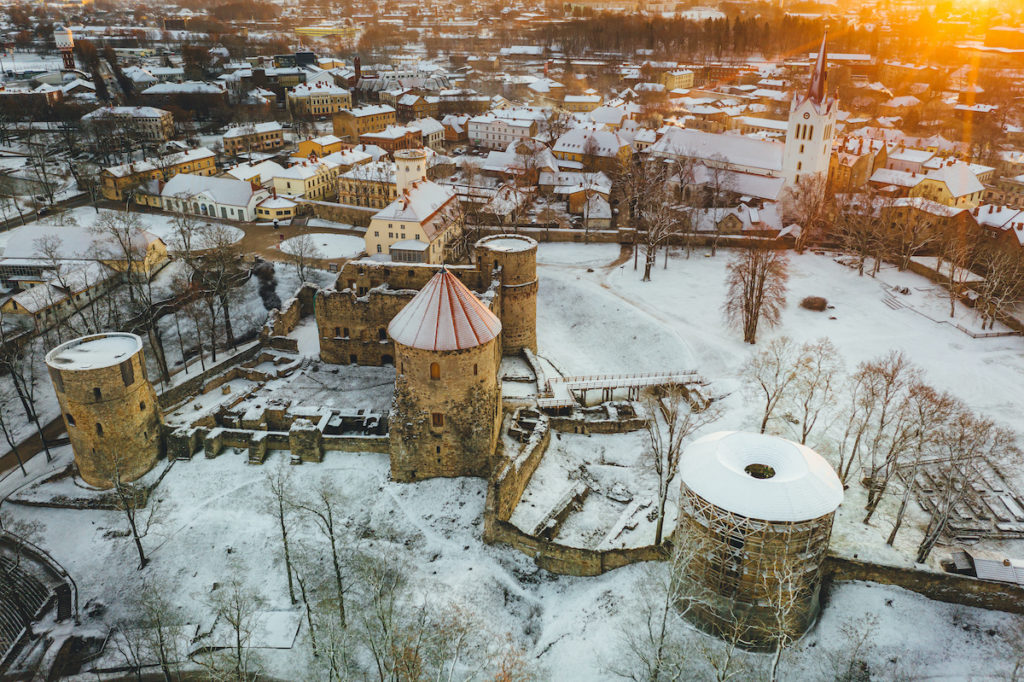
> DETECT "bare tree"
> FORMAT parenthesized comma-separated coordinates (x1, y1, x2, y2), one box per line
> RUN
(92, 211, 172, 383)
(609, 539, 696, 682)
(199, 577, 265, 681)
(616, 159, 680, 281)
(885, 383, 959, 547)
(0, 380, 28, 476)
(293, 479, 350, 629)
(787, 338, 843, 445)
(781, 174, 832, 254)
(0, 328, 53, 463)
(938, 224, 979, 319)
(742, 336, 801, 435)
(974, 244, 1024, 331)
(643, 386, 721, 544)
(832, 194, 886, 277)
(264, 461, 297, 604)
(886, 202, 938, 271)
(859, 351, 920, 525)
(286, 229, 324, 282)
(724, 245, 789, 344)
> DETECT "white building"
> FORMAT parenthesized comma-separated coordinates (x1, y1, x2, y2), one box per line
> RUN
(781, 36, 838, 187)
(160, 174, 270, 221)
(467, 113, 538, 151)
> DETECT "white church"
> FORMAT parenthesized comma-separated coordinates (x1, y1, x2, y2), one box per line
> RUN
(648, 36, 837, 197)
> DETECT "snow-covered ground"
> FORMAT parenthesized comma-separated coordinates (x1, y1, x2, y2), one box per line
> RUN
(4, 244, 1024, 678)
(0, 207, 245, 253)
(277, 232, 365, 259)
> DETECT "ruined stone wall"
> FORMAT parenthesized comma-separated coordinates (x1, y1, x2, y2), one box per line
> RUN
(158, 342, 264, 409)
(482, 497, 667, 577)
(262, 283, 319, 341)
(48, 341, 162, 488)
(315, 287, 414, 365)
(296, 199, 377, 227)
(316, 260, 497, 367)
(389, 339, 501, 482)
(492, 420, 550, 522)
(824, 555, 1024, 616)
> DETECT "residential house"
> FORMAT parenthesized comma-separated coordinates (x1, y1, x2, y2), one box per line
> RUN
(332, 104, 397, 141)
(100, 147, 217, 201)
(82, 106, 175, 142)
(358, 126, 423, 155)
(223, 122, 285, 156)
(287, 82, 352, 117)
(552, 127, 632, 172)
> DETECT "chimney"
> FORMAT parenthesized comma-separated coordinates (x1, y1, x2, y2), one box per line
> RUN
(989, 205, 994, 213)
(973, 206, 980, 216)
(272, 186, 277, 198)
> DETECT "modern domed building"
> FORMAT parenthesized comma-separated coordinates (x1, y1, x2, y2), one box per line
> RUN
(387, 268, 503, 482)
(676, 431, 843, 648)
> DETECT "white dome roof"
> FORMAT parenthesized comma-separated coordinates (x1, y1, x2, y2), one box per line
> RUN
(679, 431, 843, 523)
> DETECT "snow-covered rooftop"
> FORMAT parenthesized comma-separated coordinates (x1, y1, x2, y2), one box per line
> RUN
(45, 332, 142, 371)
(680, 431, 843, 522)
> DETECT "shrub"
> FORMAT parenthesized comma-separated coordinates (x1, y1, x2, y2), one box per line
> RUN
(800, 296, 828, 312)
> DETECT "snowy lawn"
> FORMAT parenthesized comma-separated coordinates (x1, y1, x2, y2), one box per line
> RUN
(277, 233, 365, 259)
(536, 246, 1024, 567)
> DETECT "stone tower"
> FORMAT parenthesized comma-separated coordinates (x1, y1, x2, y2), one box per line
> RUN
(394, 148, 428, 194)
(475, 234, 538, 354)
(387, 269, 502, 482)
(782, 35, 837, 188)
(676, 431, 843, 648)
(45, 333, 163, 489)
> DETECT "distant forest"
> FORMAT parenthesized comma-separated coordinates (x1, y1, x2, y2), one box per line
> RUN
(520, 14, 878, 60)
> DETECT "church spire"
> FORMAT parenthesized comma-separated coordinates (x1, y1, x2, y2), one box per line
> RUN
(807, 34, 827, 105)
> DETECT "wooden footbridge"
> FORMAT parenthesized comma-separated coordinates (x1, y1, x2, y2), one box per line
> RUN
(537, 370, 707, 409)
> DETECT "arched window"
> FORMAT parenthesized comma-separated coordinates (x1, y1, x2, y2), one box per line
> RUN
(430, 362, 441, 380)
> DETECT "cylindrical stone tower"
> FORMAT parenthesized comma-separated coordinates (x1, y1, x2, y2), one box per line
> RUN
(474, 234, 538, 354)
(387, 269, 502, 482)
(45, 333, 163, 489)
(676, 431, 843, 649)
(394, 148, 428, 194)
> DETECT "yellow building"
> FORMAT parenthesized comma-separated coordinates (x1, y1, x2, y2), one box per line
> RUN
(551, 128, 632, 172)
(660, 69, 695, 90)
(339, 161, 397, 209)
(365, 150, 462, 264)
(562, 94, 603, 112)
(296, 135, 344, 159)
(332, 104, 396, 141)
(100, 147, 216, 201)
(286, 82, 352, 117)
(223, 122, 285, 156)
(908, 163, 985, 209)
(272, 158, 341, 200)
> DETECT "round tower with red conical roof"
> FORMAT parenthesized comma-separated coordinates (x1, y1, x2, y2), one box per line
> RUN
(387, 268, 503, 481)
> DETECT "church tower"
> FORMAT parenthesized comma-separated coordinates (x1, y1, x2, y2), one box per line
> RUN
(782, 36, 837, 188)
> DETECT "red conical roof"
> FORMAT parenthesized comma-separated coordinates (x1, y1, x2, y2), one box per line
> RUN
(388, 269, 502, 351)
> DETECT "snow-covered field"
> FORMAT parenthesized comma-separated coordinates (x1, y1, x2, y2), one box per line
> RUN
(4, 244, 1024, 678)
(278, 232, 365, 259)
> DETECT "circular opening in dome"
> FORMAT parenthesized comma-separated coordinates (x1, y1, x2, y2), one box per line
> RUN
(744, 463, 776, 479)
